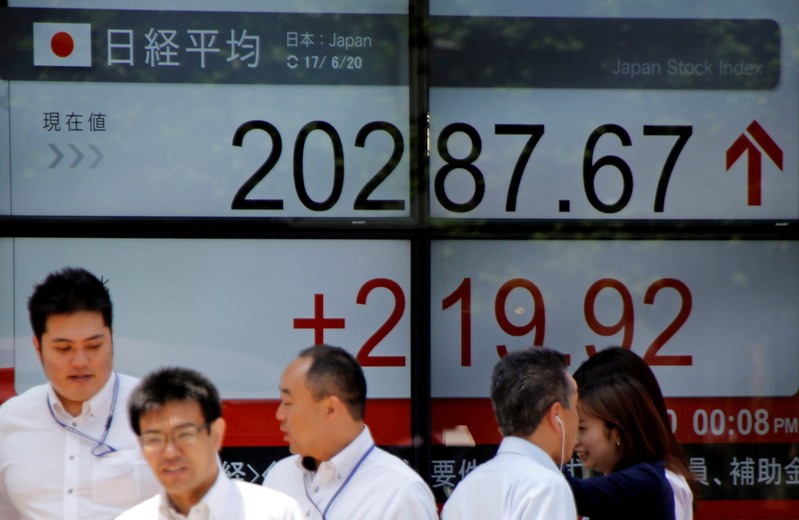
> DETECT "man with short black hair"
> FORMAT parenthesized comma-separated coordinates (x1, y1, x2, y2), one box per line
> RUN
(264, 345, 437, 519)
(442, 347, 579, 519)
(118, 366, 301, 519)
(0, 267, 159, 519)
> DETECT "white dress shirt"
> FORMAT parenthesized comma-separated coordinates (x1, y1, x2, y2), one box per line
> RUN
(263, 426, 438, 520)
(666, 469, 694, 520)
(0, 372, 160, 520)
(441, 436, 577, 520)
(116, 462, 303, 520)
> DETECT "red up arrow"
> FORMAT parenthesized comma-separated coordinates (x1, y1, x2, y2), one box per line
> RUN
(725, 120, 783, 206)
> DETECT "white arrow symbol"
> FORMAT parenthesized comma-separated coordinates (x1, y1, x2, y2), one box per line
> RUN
(48, 144, 64, 168)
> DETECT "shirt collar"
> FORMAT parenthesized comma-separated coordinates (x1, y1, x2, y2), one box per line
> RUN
(47, 371, 117, 420)
(159, 457, 228, 519)
(298, 424, 374, 486)
(498, 435, 561, 474)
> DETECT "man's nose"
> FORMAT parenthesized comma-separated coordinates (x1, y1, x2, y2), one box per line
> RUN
(70, 348, 90, 366)
(162, 436, 182, 456)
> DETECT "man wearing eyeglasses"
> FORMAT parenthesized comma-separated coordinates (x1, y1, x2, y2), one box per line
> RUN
(0, 267, 160, 519)
(117, 366, 302, 519)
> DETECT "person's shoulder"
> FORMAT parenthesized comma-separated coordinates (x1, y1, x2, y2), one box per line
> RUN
(440, 485, 470, 519)
(0, 383, 47, 416)
(482, 445, 565, 481)
(269, 454, 300, 471)
(457, 452, 569, 494)
(368, 447, 428, 482)
(625, 461, 669, 481)
(609, 461, 673, 499)
(236, 479, 297, 503)
(116, 373, 142, 391)
(114, 494, 160, 519)
(360, 448, 437, 516)
(235, 479, 303, 516)
(263, 454, 301, 482)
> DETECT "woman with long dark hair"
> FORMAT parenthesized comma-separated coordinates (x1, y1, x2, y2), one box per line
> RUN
(566, 373, 693, 520)
(570, 347, 695, 519)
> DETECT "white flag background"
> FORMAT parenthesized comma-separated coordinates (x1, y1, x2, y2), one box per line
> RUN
(33, 22, 92, 67)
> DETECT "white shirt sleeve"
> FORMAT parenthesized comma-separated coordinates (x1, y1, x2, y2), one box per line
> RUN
(666, 469, 694, 520)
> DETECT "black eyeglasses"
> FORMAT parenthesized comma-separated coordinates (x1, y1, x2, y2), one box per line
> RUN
(139, 422, 212, 451)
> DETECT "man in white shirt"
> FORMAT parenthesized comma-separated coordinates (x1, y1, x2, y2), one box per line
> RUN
(442, 348, 579, 520)
(0, 267, 160, 520)
(117, 366, 302, 519)
(263, 345, 438, 519)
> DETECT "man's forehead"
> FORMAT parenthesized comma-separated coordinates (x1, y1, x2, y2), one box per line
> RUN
(141, 400, 202, 422)
(45, 310, 106, 324)
(282, 357, 311, 382)
(290, 355, 313, 372)
(42, 312, 110, 336)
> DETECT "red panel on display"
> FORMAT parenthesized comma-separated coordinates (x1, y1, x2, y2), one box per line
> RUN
(432, 396, 799, 445)
(696, 500, 799, 519)
(0, 368, 14, 404)
(222, 399, 411, 447)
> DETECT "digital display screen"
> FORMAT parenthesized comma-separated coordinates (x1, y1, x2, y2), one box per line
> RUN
(430, 239, 798, 398)
(2, 0, 798, 516)
(429, 1, 797, 221)
(425, 1, 799, 514)
(1, 4, 411, 219)
(8, 237, 412, 398)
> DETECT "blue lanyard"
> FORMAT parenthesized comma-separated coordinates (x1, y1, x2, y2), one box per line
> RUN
(47, 373, 119, 457)
(304, 443, 375, 520)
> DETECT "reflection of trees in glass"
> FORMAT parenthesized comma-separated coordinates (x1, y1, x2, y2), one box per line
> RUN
(431, 17, 780, 90)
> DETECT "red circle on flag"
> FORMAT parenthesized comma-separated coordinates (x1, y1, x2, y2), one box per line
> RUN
(50, 32, 75, 58)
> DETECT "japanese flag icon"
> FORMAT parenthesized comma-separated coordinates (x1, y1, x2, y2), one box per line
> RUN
(33, 23, 92, 67)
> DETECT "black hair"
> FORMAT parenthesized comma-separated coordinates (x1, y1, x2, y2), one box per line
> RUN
(298, 345, 367, 421)
(128, 366, 222, 435)
(28, 267, 113, 342)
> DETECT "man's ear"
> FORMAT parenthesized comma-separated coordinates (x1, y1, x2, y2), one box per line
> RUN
(548, 401, 564, 431)
(211, 417, 227, 451)
(326, 395, 344, 419)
